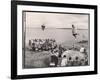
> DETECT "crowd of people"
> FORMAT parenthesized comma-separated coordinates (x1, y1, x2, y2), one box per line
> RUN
(29, 39, 66, 56)
(28, 39, 88, 67)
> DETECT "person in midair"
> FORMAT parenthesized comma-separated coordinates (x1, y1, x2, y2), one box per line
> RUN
(41, 24, 45, 31)
(72, 24, 78, 38)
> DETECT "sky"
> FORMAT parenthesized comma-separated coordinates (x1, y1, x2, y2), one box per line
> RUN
(24, 12, 89, 29)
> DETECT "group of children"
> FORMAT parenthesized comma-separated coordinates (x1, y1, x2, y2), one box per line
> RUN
(28, 39, 88, 67)
(29, 39, 58, 52)
(29, 39, 66, 54)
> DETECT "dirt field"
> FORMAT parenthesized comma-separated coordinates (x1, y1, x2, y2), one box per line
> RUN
(23, 41, 89, 68)
(24, 50, 51, 68)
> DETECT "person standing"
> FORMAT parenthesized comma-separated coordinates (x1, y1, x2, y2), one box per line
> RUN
(61, 55, 68, 67)
(50, 50, 59, 67)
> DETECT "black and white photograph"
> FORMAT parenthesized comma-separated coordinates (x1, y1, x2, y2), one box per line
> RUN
(11, 1, 97, 79)
(23, 11, 89, 68)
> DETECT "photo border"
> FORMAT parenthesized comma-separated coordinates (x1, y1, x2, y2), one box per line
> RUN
(11, 1, 97, 79)
(22, 10, 90, 69)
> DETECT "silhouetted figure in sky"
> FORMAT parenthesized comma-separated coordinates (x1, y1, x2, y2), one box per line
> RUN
(41, 24, 45, 31)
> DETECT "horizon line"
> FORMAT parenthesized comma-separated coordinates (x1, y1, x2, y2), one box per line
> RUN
(26, 27, 88, 30)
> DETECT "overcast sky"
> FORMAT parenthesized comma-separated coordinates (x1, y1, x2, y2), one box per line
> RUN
(25, 12, 89, 29)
